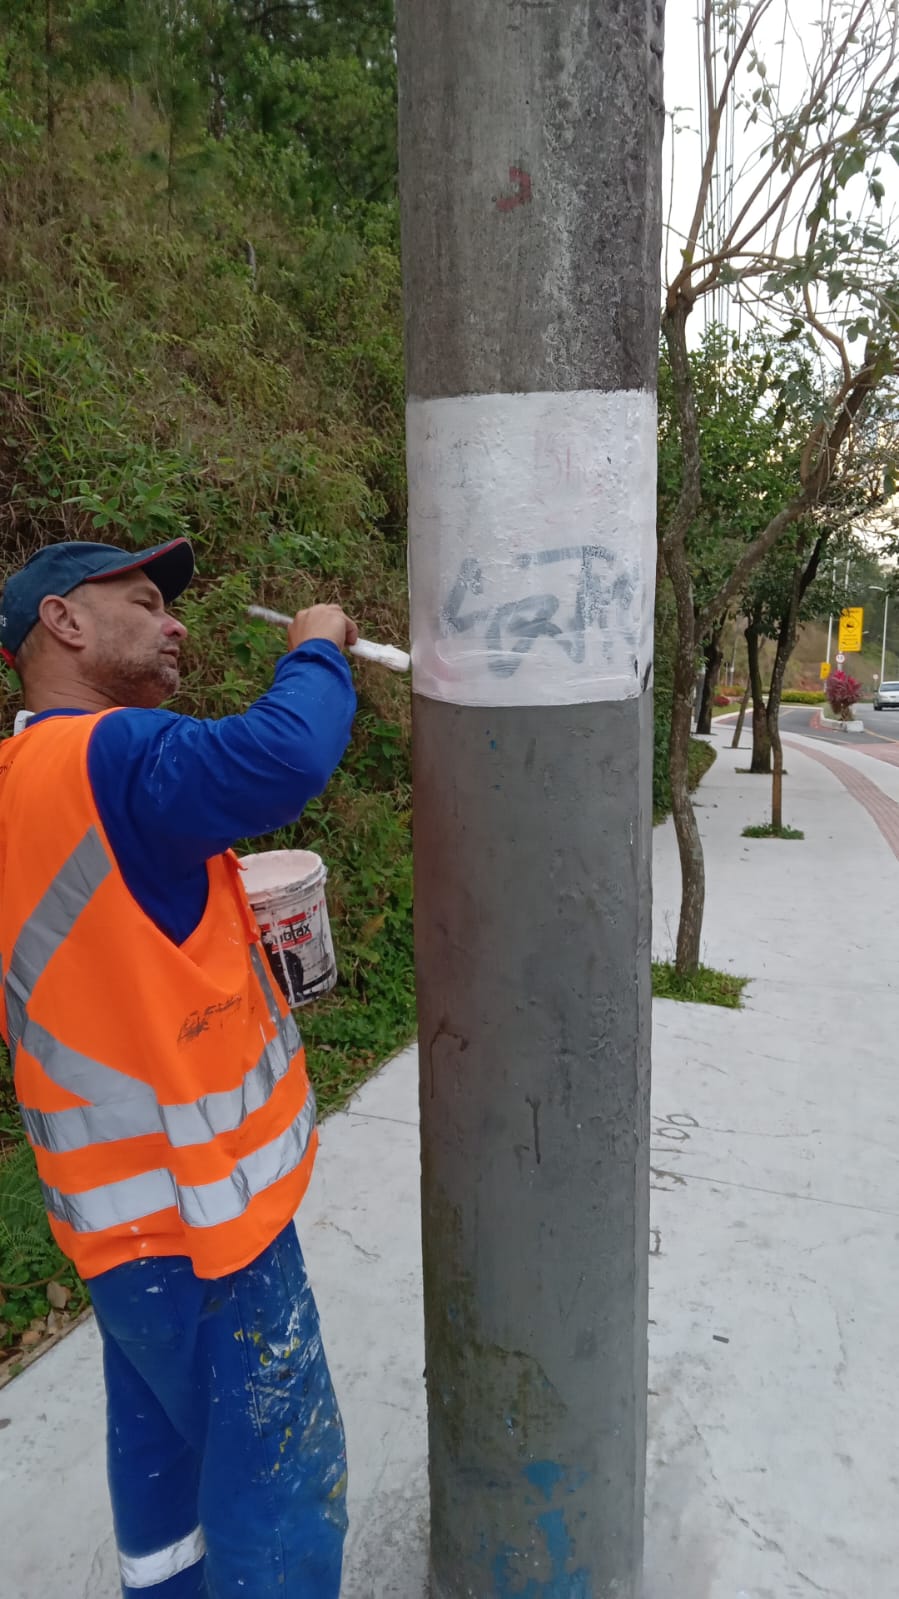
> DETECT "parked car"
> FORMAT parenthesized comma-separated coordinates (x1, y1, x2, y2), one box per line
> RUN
(874, 680, 899, 710)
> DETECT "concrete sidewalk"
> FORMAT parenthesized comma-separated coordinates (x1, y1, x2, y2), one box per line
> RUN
(1, 724, 897, 1598)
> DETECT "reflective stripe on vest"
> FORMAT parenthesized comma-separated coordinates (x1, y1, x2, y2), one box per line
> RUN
(40, 1081, 317, 1233)
(4, 828, 111, 1064)
(250, 942, 282, 1026)
(19, 1002, 301, 1152)
(9, 831, 304, 1157)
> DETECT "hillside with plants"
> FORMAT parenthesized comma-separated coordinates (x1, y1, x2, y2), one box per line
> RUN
(0, 0, 411, 1368)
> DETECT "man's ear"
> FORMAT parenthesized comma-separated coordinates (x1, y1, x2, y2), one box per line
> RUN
(37, 593, 90, 652)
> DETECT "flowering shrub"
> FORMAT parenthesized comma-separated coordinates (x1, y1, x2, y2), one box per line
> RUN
(713, 693, 730, 707)
(825, 671, 861, 721)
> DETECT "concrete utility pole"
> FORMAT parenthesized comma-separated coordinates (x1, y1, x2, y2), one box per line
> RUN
(396, 4, 664, 1595)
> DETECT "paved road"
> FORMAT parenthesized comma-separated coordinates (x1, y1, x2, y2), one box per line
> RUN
(753, 702, 899, 752)
(777, 700, 895, 748)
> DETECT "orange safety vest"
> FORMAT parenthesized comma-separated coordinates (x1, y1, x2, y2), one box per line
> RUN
(0, 711, 318, 1280)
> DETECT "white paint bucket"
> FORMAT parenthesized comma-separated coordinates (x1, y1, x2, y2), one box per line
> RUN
(239, 849, 337, 1008)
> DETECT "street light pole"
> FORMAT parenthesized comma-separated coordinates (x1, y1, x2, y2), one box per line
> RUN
(396, 2, 663, 1593)
(868, 585, 888, 684)
(825, 554, 838, 664)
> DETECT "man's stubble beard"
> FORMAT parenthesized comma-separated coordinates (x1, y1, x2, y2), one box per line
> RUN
(97, 651, 180, 709)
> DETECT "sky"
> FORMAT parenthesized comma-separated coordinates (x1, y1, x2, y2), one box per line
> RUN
(661, 0, 899, 344)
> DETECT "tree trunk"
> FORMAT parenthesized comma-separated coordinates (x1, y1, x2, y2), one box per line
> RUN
(671, 640, 705, 974)
(731, 680, 751, 749)
(661, 301, 706, 977)
(768, 618, 796, 832)
(746, 620, 771, 773)
(767, 531, 827, 832)
(696, 623, 723, 735)
(771, 743, 784, 830)
(662, 546, 705, 975)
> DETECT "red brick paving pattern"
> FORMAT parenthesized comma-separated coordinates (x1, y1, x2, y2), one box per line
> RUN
(783, 736, 899, 863)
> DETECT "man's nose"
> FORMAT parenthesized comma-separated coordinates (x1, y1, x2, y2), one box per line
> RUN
(163, 614, 189, 641)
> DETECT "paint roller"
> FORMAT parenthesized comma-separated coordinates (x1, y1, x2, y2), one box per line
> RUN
(246, 606, 410, 675)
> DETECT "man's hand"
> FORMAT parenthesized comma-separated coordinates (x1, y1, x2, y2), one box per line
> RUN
(287, 605, 359, 654)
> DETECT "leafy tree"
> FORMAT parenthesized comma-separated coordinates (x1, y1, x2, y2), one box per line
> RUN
(201, 0, 397, 212)
(658, 323, 821, 769)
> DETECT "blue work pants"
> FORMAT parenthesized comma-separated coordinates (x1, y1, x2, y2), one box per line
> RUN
(88, 1223, 347, 1598)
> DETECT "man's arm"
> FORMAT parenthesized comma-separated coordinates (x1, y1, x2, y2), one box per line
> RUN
(88, 637, 357, 868)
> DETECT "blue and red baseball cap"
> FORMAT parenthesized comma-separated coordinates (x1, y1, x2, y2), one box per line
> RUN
(0, 538, 194, 664)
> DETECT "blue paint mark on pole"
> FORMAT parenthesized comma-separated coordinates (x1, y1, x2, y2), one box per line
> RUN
(491, 1540, 591, 1599)
(523, 1460, 566, 1503)
(490, 1473, 591, 1597)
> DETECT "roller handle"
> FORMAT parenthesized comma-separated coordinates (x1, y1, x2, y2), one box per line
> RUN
(247, 606, 410, 674)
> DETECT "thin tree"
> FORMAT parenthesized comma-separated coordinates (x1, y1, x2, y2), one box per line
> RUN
(660, 0, 899, 974)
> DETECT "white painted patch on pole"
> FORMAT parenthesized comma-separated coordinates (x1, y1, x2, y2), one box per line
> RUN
(407, 389, 657, 707)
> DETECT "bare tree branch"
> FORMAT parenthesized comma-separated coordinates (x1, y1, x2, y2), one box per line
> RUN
(802, 215, 852, 386)
(676, 0, 774, 295)
(670, 0, 899, 311)
(660, 300, 702, 556)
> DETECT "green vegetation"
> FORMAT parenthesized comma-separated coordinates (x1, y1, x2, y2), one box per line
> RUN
(742, 823, 805, 840)
(0, 0, 408, 1368)
(653, 734, 716, 826)
(0, 6, 412, 1096)
(652, 576, 719, 820)
(781, 690, 825, 705)
(652, 962, 748, 1009)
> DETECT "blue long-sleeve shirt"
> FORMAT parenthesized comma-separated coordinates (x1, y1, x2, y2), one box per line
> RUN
(24, 641, 356, 944)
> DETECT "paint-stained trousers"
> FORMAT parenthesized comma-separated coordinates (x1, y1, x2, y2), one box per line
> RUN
(88, 1223, 348, 1599)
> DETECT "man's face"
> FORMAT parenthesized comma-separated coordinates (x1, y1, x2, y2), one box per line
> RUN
(74, 571, 189, 708)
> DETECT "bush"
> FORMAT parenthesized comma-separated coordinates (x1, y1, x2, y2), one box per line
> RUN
(713, 692, 730, 707)
(652, 700, 717, 825)
(782, 690, 826, 704)
(825, 671, 862, 721)
(653, 690, 674, 818)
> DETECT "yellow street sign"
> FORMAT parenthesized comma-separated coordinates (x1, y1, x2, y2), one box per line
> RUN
(838, 607, 864, 652)
(820, 661, 831, 680)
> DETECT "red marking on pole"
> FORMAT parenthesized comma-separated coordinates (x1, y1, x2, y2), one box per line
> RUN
(496, 167, 532, 212)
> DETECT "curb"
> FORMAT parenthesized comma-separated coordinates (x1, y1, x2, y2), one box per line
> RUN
(814, 708, 865, 734)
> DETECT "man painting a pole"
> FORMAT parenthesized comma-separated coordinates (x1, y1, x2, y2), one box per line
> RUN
(397, 2, 664, 1594)
(0, 539, 358, 1597)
